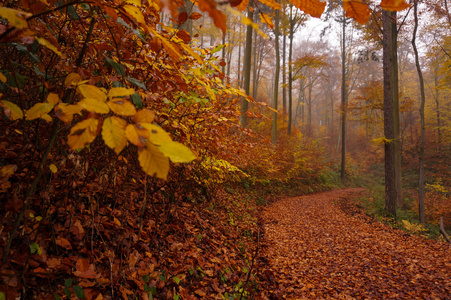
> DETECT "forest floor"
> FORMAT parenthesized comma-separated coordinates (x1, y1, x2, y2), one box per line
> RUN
(256, 188, 451, 300)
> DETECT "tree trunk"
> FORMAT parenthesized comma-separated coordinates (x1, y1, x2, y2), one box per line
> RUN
(272, 3, 280, 144)
(240, 1, 254, 128)
(382, 9, 399, 218)
(340, 12, 347, 181)
(288, 4, 294, 135)
(411, 0, 426, 224)
(282, 12, 287, 115)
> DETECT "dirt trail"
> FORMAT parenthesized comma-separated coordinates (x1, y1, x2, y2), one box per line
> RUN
(258, 189, 451, 299)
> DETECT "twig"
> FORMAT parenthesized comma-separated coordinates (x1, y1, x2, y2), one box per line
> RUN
(239, 226, 260, 300)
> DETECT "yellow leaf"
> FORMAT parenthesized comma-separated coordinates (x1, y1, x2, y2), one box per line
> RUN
(123, 5, 145, 24)
(41, 113, 52, 122)
(260, 13, 274, 29)
(380, 0, 410, 11)
(126, 0, 142, 6)
(68, 118, 99, 150)
(140, 123, 172, 145)
(372, 137, 393, 145)
(77, 85, 107, 102)
(1, 100, 23, 120)
(102, 116, 127, 154)
(159, 141, 196, 163)
(35, 37, 62, 56)
(138, 143, 169, 180)
(1, 164, 17, 178)
(149, 28, 182, 61)
(197, 0, 227, 34)
(343, 0, 371, 25)
(0, 72, 6, 83)
(26, 103, 54, 120)
(0, 7, 31, 29)
(79, 98, 110, 114)
(55, 103, 82, 123)
(49, 164, 58, 173)
(290, 0, 326, 18)
(125, 124, 149, 147)
(107, 99, 136, 116)
(47, 93, 59, 105)
(107, 87, 135, 98)
(134, 109, 155, 124)
(113, 217, 121, 226)
(65, 73, 82, 86)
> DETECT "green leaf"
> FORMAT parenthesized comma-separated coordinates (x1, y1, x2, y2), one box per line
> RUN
(65, 278, 73, 287)
(150, 286, 157, 295)
(54, 294, 61, 300)
(67, 5, 80, 20)
(126, 77, 147, 90)
(144, 283, 151, 292)
(64, 287, 71, 299)
(29, 242, 42, 255)
(159, 274, 167, 282)
(0, 292, 5, 300)
(174, 295, 181, 300)
(142, 274, 150, 283)
(104, 55, 125, 77)
(173, 276, 181, 285)
(131, 92, 143, 109)
(211, 44, 225, 55)
(73, 285, 85, 299)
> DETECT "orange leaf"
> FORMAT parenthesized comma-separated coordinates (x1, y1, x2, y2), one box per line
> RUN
(259, 0, 282, 10)
(236, 0, 249, 11)
(55, 236, 72, 250)
(74, 258, 97, 279)
(290, 0, 326, 18)
(380, 0, 410, 11)
(189, 12, 203, 20)
(260, 13, 274, 29)
(134, 109, 155, 124)
(343, 0, 371, 25)
(197, 0, 227, 34)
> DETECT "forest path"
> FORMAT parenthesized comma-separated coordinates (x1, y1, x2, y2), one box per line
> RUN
(258, 188, 451, 299)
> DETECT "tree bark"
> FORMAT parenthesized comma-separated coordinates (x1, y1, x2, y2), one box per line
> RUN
(272, 3, 280, 144)
(412, 0, 426, 224)
(340, 11, 347, 181)
(240, 1, 254, 128)
(288, 4, 294, 135)
(382, 10, 399, 218)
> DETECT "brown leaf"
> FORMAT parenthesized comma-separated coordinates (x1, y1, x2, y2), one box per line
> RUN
(74, 258, 97, 279)
(55, 236, 72, 250)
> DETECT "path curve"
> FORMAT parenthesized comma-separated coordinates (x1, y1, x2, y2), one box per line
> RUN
(258, 189, 451, 299)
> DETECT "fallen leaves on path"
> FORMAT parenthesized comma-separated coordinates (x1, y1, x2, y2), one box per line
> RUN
(258, 189, 451, 299)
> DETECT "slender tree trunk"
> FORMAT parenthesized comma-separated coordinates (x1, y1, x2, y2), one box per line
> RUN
(434, 65, 442, 151)
(252, 26, 258, 99)
(240, 1, 254, 128)
(382, 9, 399, 218)
(282, 13, 287, 114)
(412, 0, 426, 224)
(237, 25, 241, 87)
(272, 4, 280, 144)
(288, 4, 294, 135)
(340, 12, 347, 181)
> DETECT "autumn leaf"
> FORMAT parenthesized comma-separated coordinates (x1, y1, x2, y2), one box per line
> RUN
(138, 143, 169, 180)
(189, 12, 203, 20)
(35, 37, 62, 56)
(26, 103, 54, 120)
(74, 258, 97, 279)
(107, 87, 135, 98)
(134, 109, 155, 124)
(158, 141, 196, 163)
(1, 100, 23, 120)
(235, 0, 249, 11)
(107, 99, 136, 116)
(77, 85, 107, 102)
(0, 72, 7, 82)
(260, 13, 274, 29)
(68, 118, 99, 150)
(55, 103, 82, 123)
(0, 7, 31, 29)
(47, 93, 59, 105)
(343, 0, 371, 25)
(123, 4, 145, 24)
(79, 98, 110, 114)
(125, 124, 149, 147)
(380, 0, 410, 11)
(49, 164, 58, 173)
(55, 236, 72, 250)
(140, 123, 172, 145)
(102, 116, 128, 154)
(65, 73, 82, 86)
(197, 0, 227, 34)
(259, 0, 282, 10)
(290, 0, 326, 18)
